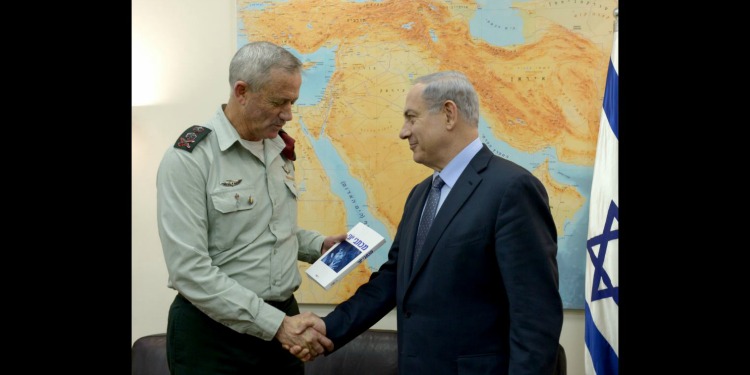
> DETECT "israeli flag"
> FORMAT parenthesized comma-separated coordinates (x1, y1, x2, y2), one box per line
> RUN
(584, 15, 619, 375)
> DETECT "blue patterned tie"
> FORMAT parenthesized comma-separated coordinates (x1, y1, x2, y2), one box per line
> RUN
(413, 175, 444, 267)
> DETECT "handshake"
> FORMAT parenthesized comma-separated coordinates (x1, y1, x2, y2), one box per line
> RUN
(273, 233, 346, 361)
(275, 311, 333, 362)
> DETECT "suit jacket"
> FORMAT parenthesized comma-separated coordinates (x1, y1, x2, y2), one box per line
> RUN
(323, 145, 563, 375)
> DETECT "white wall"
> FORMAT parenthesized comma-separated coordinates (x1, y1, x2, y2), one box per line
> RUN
(131, 1, 586, 374)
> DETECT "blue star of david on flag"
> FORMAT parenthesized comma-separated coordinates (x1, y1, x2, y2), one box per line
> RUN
(586, 200, 618, 305)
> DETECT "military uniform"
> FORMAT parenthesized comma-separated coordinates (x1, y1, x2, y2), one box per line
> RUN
(156, 105, 325, 374)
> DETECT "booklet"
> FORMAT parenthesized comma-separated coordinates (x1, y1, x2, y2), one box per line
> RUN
(306, 222, 386, 290)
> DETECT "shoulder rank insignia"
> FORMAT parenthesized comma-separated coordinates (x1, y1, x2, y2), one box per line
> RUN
(174, 125, 212, 152)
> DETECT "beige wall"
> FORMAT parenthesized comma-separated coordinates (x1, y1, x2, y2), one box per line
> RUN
(132, 1, 585, 374)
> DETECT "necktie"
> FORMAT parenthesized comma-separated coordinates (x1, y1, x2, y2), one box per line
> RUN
(278, 130, 296, 161)
(413, 175, 444, 266)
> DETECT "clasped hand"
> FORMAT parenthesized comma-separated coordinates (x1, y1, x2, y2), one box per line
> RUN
(275, 312, 333, 362)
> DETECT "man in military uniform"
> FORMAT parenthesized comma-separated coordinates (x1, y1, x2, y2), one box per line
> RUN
(156, 41, 345, 374)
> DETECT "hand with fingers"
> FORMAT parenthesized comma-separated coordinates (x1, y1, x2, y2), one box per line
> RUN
(276, 312, 333, 361)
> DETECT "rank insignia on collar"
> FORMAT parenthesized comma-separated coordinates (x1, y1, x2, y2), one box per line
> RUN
(174, 125, 212, 152)
(221, 179, 243, 187)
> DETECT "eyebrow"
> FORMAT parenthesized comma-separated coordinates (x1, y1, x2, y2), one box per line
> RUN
(271, 96, 298, 104)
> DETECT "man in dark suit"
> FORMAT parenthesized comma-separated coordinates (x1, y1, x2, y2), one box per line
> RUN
(290, 70, 563, 374)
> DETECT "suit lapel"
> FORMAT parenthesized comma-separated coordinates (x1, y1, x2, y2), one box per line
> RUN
(407, 146, 493, 285)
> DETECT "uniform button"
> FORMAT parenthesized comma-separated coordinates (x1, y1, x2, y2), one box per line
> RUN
(273, 249, 277, 255)
(274, 280, 280, 286)
(404, 311, 411, 318)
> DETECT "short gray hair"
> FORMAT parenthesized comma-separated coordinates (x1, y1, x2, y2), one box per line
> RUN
(229, 41, 303, 92)
(414, 71, 479, 126)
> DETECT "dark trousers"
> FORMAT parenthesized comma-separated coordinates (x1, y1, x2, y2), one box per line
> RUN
(166, 293, 304, 375)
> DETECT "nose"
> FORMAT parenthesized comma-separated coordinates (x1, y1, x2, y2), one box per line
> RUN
(399, 120, 411, 140)
(280, 103, 293, 121)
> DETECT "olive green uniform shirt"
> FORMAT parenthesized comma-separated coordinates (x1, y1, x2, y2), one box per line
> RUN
(156, 105, 324, 340)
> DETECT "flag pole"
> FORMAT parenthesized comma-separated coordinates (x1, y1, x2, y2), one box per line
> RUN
(614, 8, 618, 31)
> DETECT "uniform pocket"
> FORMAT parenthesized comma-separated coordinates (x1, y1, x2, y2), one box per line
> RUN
(209, 187, 260, 251)
(211, 188, 258, 213)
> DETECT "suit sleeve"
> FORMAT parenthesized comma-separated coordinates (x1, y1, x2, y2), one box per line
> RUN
(322, 233, 400, 352)
(495, 173, 563, 375)
(321, 186, 419, 352)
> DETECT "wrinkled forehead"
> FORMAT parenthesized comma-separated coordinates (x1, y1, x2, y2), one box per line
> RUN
(260, 68, 301, 94)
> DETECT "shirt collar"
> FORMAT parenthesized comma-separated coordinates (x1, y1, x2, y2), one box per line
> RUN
(435, 138, 482, 188)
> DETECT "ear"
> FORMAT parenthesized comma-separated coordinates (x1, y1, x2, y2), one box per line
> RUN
(443, 100, 458, 130)
(233, 81, 249, 103)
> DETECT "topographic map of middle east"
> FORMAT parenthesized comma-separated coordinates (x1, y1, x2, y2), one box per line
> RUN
(237, 0, 617, 309)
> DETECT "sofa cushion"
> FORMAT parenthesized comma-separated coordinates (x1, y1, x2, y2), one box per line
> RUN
(131, 333, 169, 375)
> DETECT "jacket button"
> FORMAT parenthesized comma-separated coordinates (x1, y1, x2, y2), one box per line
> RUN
(404, 311, 411, 318)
